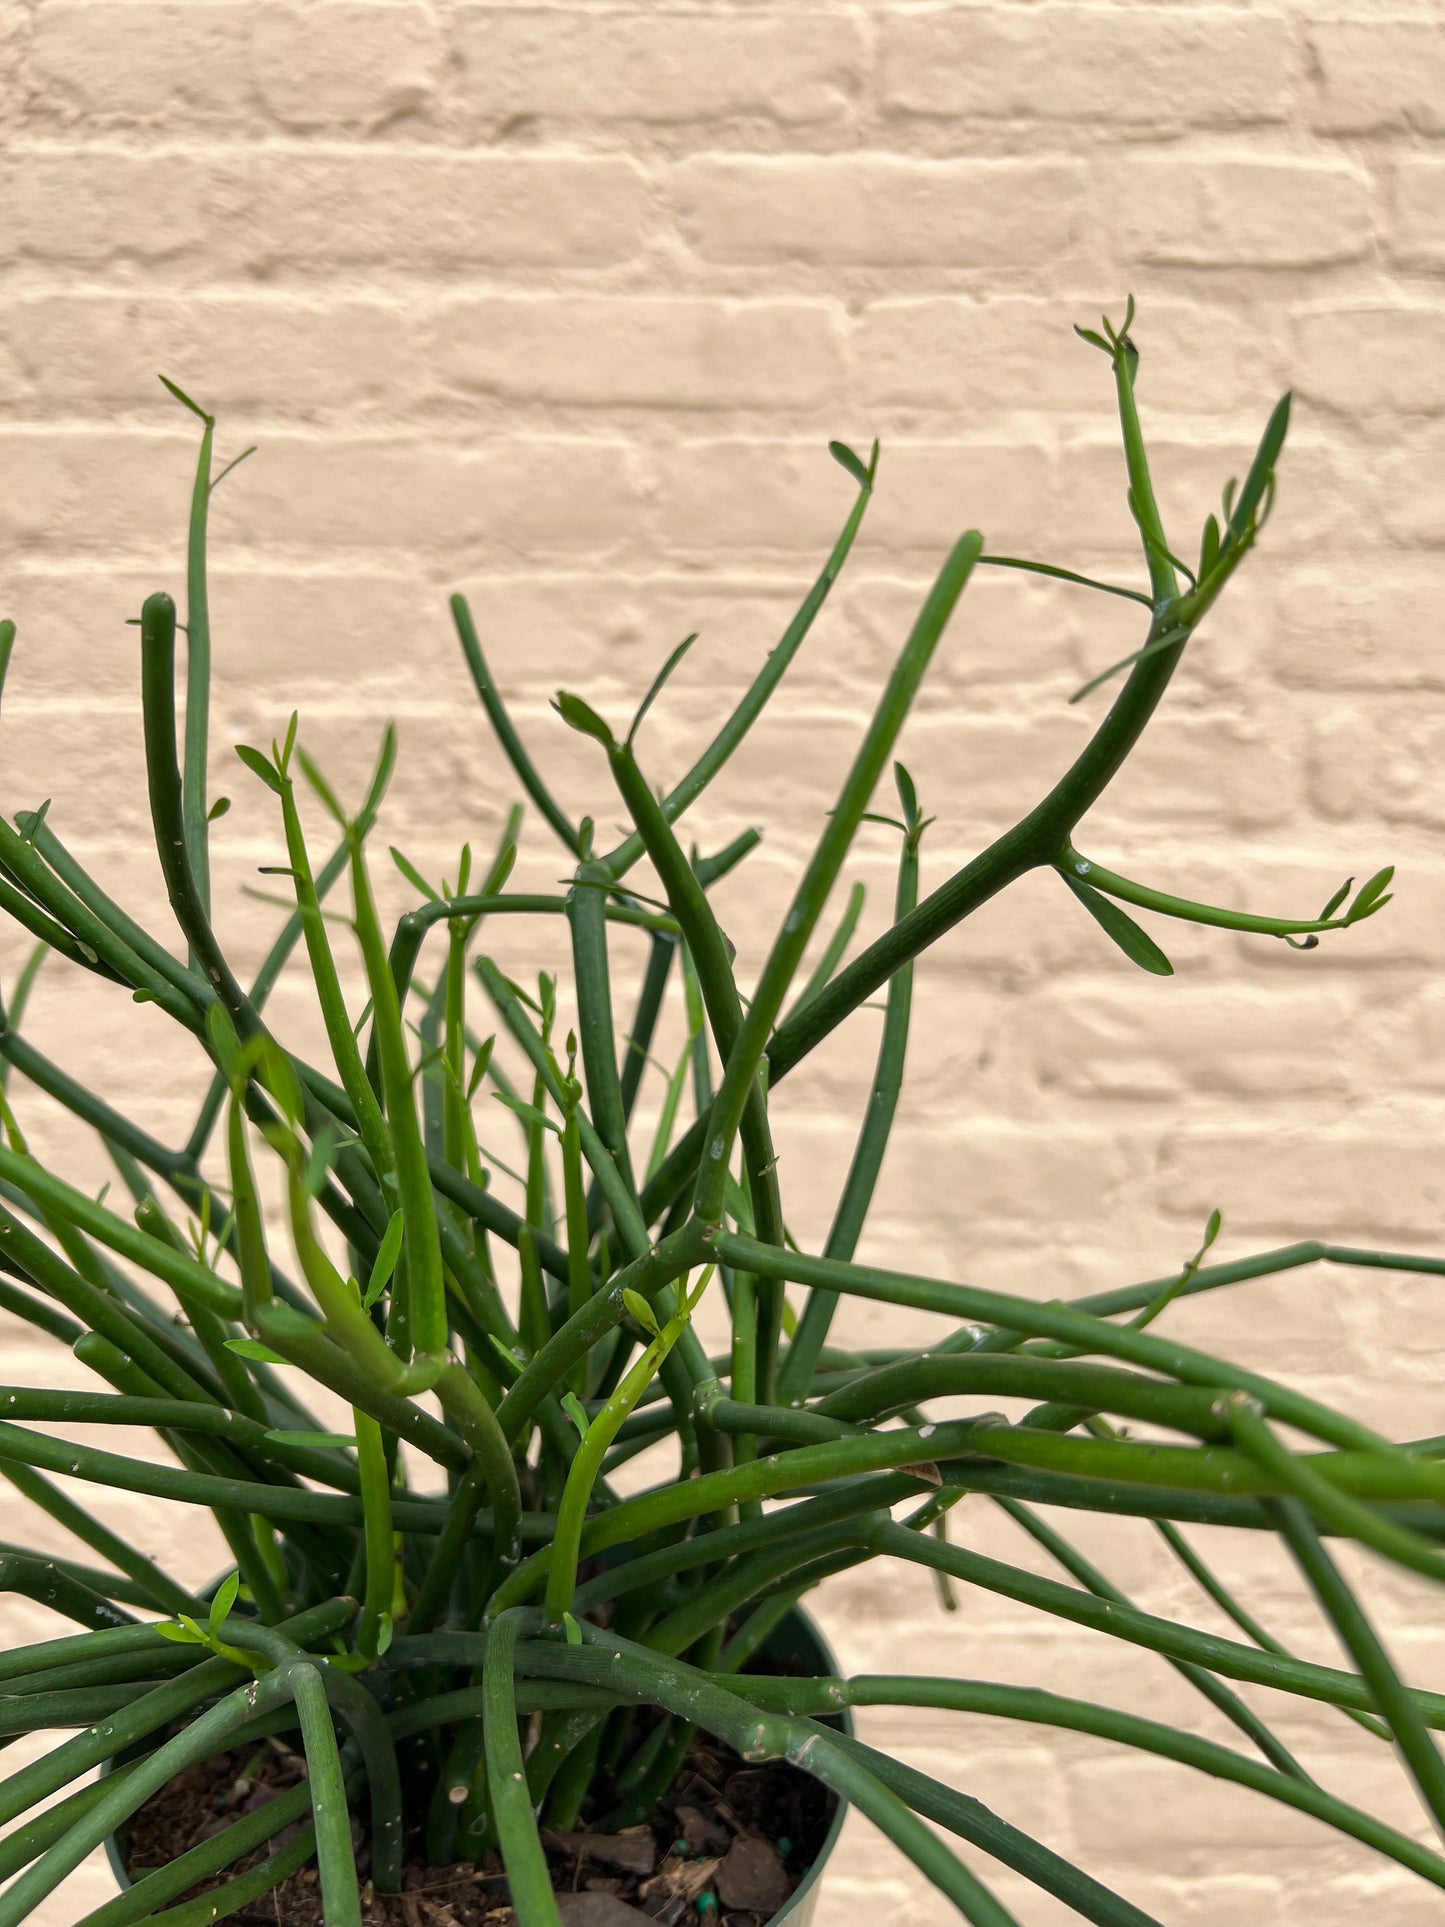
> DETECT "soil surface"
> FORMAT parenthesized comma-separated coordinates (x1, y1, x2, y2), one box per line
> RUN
(123, 1725, 834, 1925)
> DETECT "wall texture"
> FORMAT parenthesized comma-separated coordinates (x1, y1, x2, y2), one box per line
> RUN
(2, 2, 1444, 1921)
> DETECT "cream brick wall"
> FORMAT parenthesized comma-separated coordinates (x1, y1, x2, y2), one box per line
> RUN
(1, 3, 1443, 1922)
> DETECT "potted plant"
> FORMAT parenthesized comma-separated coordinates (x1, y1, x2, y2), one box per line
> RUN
(0, 305, 1441, 1926)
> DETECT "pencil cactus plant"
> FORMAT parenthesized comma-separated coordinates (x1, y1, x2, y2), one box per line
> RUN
(0, 304, 1440, 1926)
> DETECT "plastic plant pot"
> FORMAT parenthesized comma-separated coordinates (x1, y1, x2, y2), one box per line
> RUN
(103, 1604, 852, 1925)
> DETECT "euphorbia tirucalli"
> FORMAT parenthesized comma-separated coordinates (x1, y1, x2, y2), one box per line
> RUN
(0, 304, 1438, 1927)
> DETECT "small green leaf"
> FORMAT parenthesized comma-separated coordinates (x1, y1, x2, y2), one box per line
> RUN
(210, 446, 257, 495)
(295, 747, 346, 827)
(1346, 865, 1395, 922)
(207, 796, 231, 822)
(560, 1392, 591, 1442)
(235, 745, 282, 795)
(1318, 876, 1353, 921)
(363, 1210, 406, 1310)
(622, 1288, 661, 1339)
(893, 762, 918, 827)
(1073, 325, 1111, 352)
(157, 373, 213, 424)
(1225, 392, 1291, 547)
(391, 847, 440, 903)
(562, 1611, 583, 1646)
(264, 1429, 357, 1450)
(1198, 513, 1221, 581)
(551, 692, 614, 747)
(224, 1338, 289, 1364)
(357, 724, 398, 837)
(257, 1039, 305, 1125)
(1069, 623, 1191, 705)
(467, 1034, 496, 1101)
(206, 1002, 241, 1079)
(493, 1089, 561, 1136)
(1063, 874, 1174, 976)
(155, 1620, 206, 1645)
(208, 1571, 241, 1637)
(1133, 1208, 1222, 1331)
(498, 973, 543, 1016)
(628, 633, 698, 746)
(828, 440, 871, 489)
(376, 1613, 394, 1656)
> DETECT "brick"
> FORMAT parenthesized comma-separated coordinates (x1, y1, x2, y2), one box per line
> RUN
(1370, 709, 1445, 832)
(1160, 1130, 1445, 1240)
(1273, 559, 1445, 690)
(215, 435, 641, 557)
(431, 296, 844, 409)
(0, 4, 24, 94)
(1303, 692, 1391, 825)
(870, 1123, 1131, 1226)
(842, 570, 1079, 692)
(883, 6, 1288, 126)
(1103, 157, 1372, 267)
(247, 152, 647, 269)
(0, 705, 153, 852)
(1107, 1875, 1307, 1927)
(855, 295, 1274, 417)
(1071, 1753, 1327, 1856)
(673, 155, 1084, 266)
(0, 294, 422, 412)
(1378, 427, 1445, 547)
(1091, 713, 1300, 833)
(1392, 158, 1445, 266)
(3, 568, 205, 702)
(646, 438, 1055, 560)
(1401, 983, 1445, 1091)
(206, 570, 456, 698)
(252, 3, 441, 128)
(1163, 1266, 1363, 1381)
(27, 3, 252, 120)
(453, 7, 862, 125)
(1294, 305, 1445, 415)
(1309, 18, 1445, 134)
(0, 431, 638, 559)
(0, 149, 247, 266)
(1026, 983, 1356, 1101)
(888, 709, 1096, 839)
(0, 430, 195, 552)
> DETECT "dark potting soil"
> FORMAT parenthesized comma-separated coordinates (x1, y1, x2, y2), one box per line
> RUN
(122, 1725, 834, 1926)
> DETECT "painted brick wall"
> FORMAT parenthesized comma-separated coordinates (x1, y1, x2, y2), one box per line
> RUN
(1, 4, 1444, 1921)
